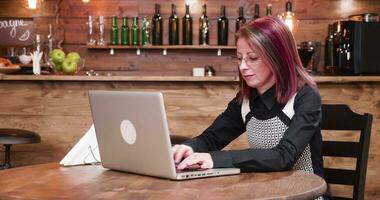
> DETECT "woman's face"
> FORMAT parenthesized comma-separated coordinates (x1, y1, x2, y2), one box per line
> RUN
(236, 38, 275, 94)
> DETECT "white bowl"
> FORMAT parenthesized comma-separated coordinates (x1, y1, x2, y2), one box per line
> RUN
(18, 55, 32, 65)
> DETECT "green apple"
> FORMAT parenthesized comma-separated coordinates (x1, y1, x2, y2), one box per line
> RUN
(66, 52, 81, 64)
(61, 58, 78, 75)
(53, 63, 62, 72)
(50, 49, 66, 65)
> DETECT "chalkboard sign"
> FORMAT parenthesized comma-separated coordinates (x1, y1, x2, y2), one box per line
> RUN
(0, 18, 34, 46)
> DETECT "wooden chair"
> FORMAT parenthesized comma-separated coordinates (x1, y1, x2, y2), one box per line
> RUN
(321, 104, 372, 200)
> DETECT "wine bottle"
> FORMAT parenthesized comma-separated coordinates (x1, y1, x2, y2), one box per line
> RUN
(132, 17, 140, 45)
(334, 22, 344, 70)
(266, 4, 272, 16)
(325, 24, 334, 68)
(253, 4, 260, 20)
(199, 4, 209, 45)
(142, 16, 151, 46)
(121, 17, 129, 45)
(182, 4, 193, 45)
(152, 4, 163, 45)
(168, 4, 179, 45)
(110, 16, 119, 45)
(236, 7, 246, 32)
(218, 5, 228, 45)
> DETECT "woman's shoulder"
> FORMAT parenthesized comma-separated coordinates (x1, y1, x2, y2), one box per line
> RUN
(293, 84, 321, 110)
(296, 84, 321, 99)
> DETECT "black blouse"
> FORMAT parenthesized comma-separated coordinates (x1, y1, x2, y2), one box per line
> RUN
(183, 84, 324, 178)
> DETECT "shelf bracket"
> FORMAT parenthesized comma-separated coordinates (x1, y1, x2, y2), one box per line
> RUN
(110, 48, 114, 55)
(163, 48, 167, 56)
(136, 48, 141, 56)
(217, 49, 222, 56)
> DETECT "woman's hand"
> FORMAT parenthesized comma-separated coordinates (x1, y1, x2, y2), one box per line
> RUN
(172, 144, 194, 164)
(176, 153, 213, 170)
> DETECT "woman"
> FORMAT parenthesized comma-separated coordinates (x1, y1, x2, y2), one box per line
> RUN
(172, 16, 324, 193)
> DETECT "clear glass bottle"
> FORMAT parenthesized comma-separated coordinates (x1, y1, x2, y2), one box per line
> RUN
(110, 16, 119, 45)
(217, 5, 228, 45)
(142, 16, 152, 46)
(86, 15, 97, 45)
(236, 7, 246, 32)
(97, 16, 106, 46)
(121, 17, 130, 45)
(199, 4, 209, 45)
(152, 4, 163, 45)
(168, 4, 179, 45)
(132, 17, 140, 45)
(45, 24, 55, 65)
(182, 4, 193, 45)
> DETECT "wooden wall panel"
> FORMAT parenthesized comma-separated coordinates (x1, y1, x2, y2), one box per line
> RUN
(1, 0, 380, 74)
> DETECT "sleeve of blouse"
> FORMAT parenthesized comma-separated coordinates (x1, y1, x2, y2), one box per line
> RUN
(209, 86, 322, 172)
(182, 94, 246, 153)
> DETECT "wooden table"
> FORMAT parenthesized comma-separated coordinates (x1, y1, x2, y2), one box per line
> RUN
(0, 163, 326, 200)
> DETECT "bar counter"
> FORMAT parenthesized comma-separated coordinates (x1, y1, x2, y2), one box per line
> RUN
(2, 74, 380, 83)
(0, 74, 379, 198)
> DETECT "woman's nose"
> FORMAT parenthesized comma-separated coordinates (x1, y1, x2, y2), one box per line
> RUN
(239, 60, 249, 70)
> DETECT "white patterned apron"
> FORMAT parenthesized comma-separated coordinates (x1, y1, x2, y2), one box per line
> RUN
(241, 94, 323, 200)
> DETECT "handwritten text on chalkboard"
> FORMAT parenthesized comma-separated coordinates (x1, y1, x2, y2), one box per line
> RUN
(0, 18, 34, 46)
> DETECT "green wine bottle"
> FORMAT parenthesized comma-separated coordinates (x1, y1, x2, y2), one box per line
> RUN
(132, 17, 140, 45)
(121, 17, 129, 45)
(110, 16, 119, 45)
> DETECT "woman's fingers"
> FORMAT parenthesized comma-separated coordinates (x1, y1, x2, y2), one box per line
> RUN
(177, 153, 213, 170)
(172, 145, 194, 164)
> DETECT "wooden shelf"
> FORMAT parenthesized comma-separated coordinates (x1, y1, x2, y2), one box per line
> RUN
(85, 45, 237, 50)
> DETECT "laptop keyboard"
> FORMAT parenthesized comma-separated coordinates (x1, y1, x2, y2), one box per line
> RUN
(175, 163, 207, 173)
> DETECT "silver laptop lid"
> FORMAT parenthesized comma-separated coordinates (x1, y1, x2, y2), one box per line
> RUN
(88, 90, 177, 179)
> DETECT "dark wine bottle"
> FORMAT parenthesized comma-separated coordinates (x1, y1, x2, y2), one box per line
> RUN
(182, 4, 193, 45)
(253, 4, 260, 20)
(266, 4, 272, 16)
(217, 5, 228, 45)
(199, 4, 209, 45)
(325, 24, 334, 68)
(334, 22, 344, 70)
(168, 4, 179, 45)
(110, 16, 119, 45)
(152, 4, 163, 45)
(121, 17, 129, 45)
(236, 7, 246, 32)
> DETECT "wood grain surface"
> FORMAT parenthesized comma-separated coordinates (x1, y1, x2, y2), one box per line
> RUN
(0, 80, 379, 199)
(0, 163, 327, 200)
(1, 0, 379, 73)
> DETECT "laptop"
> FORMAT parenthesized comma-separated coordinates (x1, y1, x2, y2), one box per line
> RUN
(88, 90, 240, 180)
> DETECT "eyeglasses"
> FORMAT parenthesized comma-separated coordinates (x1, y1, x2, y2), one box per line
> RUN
(232, 54, 260, 66)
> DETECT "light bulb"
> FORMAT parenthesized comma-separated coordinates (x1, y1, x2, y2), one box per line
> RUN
(82, 0, 90, 2)
(278, 0, 298, 33)
(27, 0, 37, 9)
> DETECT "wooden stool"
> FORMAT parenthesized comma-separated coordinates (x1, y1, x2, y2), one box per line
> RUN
(0, 128, 41, 169)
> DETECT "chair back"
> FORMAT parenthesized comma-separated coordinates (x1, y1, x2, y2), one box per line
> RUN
(321, 104, 372, 200)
